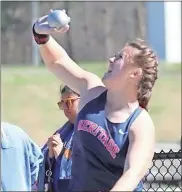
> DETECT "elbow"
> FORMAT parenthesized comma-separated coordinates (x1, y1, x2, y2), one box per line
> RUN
(127, 164, 150, 182)
(129, 161, 152, 182)
(127, 169, 143, 182)
(46, 61, 55, 71)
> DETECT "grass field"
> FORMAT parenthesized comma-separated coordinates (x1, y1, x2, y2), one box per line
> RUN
(1, 63, 181, 145)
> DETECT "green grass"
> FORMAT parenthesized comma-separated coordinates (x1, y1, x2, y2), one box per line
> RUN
(1, 63, 181, 145)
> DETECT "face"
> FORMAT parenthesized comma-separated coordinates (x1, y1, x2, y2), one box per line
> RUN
(57, 92, 80, 123)
(102, 45, 142, 90)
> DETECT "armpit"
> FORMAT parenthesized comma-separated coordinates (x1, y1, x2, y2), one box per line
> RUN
(78, 86, 106, 111)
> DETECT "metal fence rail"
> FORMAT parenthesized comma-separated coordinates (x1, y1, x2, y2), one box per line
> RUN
(143, 149, 182, 191)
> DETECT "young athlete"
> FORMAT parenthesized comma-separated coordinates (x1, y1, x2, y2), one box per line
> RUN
(32, 10, 158, 191)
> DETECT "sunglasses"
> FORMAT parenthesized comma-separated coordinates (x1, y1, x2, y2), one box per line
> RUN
(57, 97, 80, 110)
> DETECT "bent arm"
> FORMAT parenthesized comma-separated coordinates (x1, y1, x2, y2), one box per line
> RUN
(110, 111, 155, 191)
(39, 36, 104, 95)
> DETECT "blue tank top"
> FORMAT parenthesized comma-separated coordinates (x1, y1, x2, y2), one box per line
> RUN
(70, 91, 143, 191)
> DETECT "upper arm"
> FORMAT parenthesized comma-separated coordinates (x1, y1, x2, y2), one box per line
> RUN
(124, 111, 155, 177)
(39, 37, 104, 95)
(53, 58, 104, 95)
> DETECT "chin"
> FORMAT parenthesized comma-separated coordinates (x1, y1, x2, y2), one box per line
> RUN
(102, 72, 110, 81)
(102, 76, 111, 89)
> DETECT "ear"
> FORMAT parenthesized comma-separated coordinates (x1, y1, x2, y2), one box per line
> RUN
(129, 68, 142, 79)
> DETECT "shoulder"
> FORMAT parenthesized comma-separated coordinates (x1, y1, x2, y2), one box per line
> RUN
(1, 122, 28, 138)
(129, 110, 155, 139)
(1, 122, 37, 147)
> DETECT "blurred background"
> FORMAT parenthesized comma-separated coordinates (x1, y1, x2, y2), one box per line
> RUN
(1, 1, 181, 147)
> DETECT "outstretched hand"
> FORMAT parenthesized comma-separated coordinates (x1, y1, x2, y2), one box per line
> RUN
(34, 9, 70, 35)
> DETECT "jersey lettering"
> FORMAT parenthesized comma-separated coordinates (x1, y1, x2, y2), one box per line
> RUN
(78, 120, 120, 159)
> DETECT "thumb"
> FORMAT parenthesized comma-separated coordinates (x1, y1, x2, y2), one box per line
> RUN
(54, 133, 60, 137)
(46, 27, 62, 34)
(54, 24, 70, 33)
(49, 9, 53, 13)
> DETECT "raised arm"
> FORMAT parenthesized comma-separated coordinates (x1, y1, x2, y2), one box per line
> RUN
(39, 37, 103, 95)
(33, 11, 104, 95)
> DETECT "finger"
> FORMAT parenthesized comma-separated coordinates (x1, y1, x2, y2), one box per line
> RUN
(37, 15, 48, 24)
(52, 137, 62, 143)
(48, 145, 52, 149)
(67, 17, 71, 22)
(47, 137, 54, 145)
(35, 23, 56, 35)
(54, 133, 61, 138)
(62, 25, 70, 33)
(49, 9, 53, 13)
(53, 134, 59, 140)
(48, 136, 54, 140)
(55, 133, 60, 136)
(52, 140, 60, 146)
(50, 27, 67, 34)
(47, 141, 53, 148)
(55, 24, 69, 31)
(52, 136, 60, 141)
(47, 141, 52, 147)
(55, 25, 70, 33)
(47, 138, 51, 143)
(53, 134, 61, 139)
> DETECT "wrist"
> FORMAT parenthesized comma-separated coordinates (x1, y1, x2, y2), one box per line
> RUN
(48, 150, 54, 158)
(32, 23, 50, 45)
(54, 150, 62, 159)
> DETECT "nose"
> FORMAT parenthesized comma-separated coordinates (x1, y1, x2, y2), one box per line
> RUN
(109, 57, 115, 63)
(62, 102, 69, 111)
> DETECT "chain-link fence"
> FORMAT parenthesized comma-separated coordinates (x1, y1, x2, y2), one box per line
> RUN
(143, 149, 182, 191)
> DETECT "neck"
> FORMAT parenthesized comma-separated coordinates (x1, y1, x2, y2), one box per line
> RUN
(105, 87, 139, 122)
(106, 88, 138, 109)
